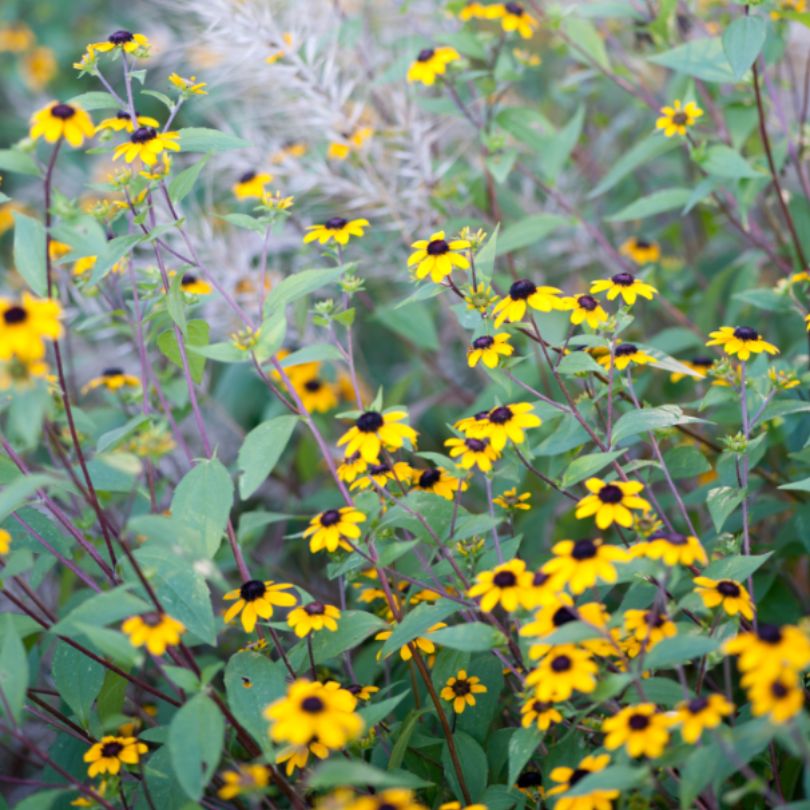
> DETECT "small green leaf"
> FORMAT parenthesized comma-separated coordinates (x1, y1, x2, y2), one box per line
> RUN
(648, 37, 735, 83)
(561, 451, 625, 488)
(496, 214, 571, 255)
(13, 213, 47, 296)
(177, 127, 250, 153)
(380, 601, 459, 657)
(168, 156, 209, 204)
(722, 15, 767, 81)
(612, 405, 708, 444)
(607, 188, 693, 222)
(0, 149, 40, 176)
(644, 635, 719, 670)
(156, 320, 209, 384)
(52, 642, 105, 728)
(237, 415, 299, 499)
(707, 486, 745, 533)
(0, 614, 28, 723)
(308, 760, 432, 790)
(428, 623, 505, 652)
(443, 731, 488, 801)
(263, 265, 351, 317)
(507, 726, 541, 786)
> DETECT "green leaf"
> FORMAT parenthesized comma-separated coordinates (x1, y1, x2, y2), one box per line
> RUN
(52, 587, 151, 634)
(68, 91, 119, 111)
(238, 415, 299, 499)
(177, 127, 250, 153)
(607, 188, 693, 222)
(358, 691, 409, 729)
(51, 642, 105, 728)
(538, 105, 585, 182)
(168, 156, 209, 204)
(263, 265, 350, 317)
(308, 760, 432, 790)
(612, 405, 708, 443)
(221, 212, 269, 234)
(702, 552, 772, 582)
(589, 135, 678, 198)
(495, 214, 571, 255)
(375, 301, 439, 351)
(309, 610, 388, 665)
(697, 144, 763, 179)
(380, 601, 459, 657)
(707, 486, 745, 533)
(0, 149, 40, 176)
(560, 451, 625, 488)
(644, 635, 719, 670)
(723, 15, 767, 80)
(566, 765, 648, 797)
(171, 459, 234, 558)
(562, 17, 611, 71)
(168, 693, 224, 801)
(648, 37, 735, 82)
(388, 708, 429, 771)
(443, 731, 488, 801)
(0, 614, 28, 723)
(428, 623, 505, 652)
(507, 727, 541, 786)
(156, 320, 209, 384)
(557, 352, 603, 375)
(0, 473, 59, 522)
(474, 225, 499, 277)
(13, 213, 47, 296)
(779, 477, 810, 493)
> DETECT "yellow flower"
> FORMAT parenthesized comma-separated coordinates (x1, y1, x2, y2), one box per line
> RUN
(231, 170, 273, 199)
(693, 576, 754, 620)
(445, 436, 500, 472)
(620, 237, 661, 265)
(266, 33, 294, 64)
(179, 274, 212, 295)
(547, 754, 619, 810)
(83, 736, 148, 777)
(542, 538, 629, 595)
(0, 529, 11, 555)
(303, 507, 366, 553)
(406, 46, 461, 85)
(492, 278, 567, 326)
(408, 231, 470, 283)
(632, 531, 707, 567)
(575, 477, 651, 530)
(772, 0, 808, 19)
(748, 668, 804, 724)
(82, 368, 141, 393)
(287, 602, 341, 637)
(275, 739, 329, 776)
(337, 409, 418, 463)
(328, 127, 374, 160)
(411, 466, 468, 499)
(223, 579, 297, 633)
(95, 111, 159, 134)
(345, 684, 379, 701)
(479, 402, 541, 451)
(458, 2, 491, 21)
(22, 47, 58, 91)
(525, 644, 598, 701)
(768, 367, 800, 390)
(515, 770, 544, 797)
(724, 623, 810, 675)
(467, 558, 535, 612)
(0, 293, 62, 363)
(706, 325, 778, 361)
(374, 622, 447, 661)
(338, 453, 369, 483)
(467, 332, 513, 368)
(602, 703, 673, 758)
(520, 698, 562, 731)
(265, 679, 363, 749)
(169, 72, 207, 95)
(598, 342, 656, 372)
(291, 375, 339, 413)
(348, 789, 427, 810)
(0, 23, 34, 53)
(121, 613, 185, 655)
(304, 217, 369, 246)
(30, 102, 95, 147)
(670, 356, 715, 383)
(622, 609, 677, 652)
(88, 30, 151, 56)
(566, 293, 609, 330)
(493, 487, 531, 511)
(656, 99, 703, 137)
(114, 127, 181, 166)
(590, 272, 658, 306)
(217, 764, 271, 799)
(351, 460, 414, 492)
(520, 597, 613, 659)
(675, 694, 734, 743)
(440, 669, 487, 713)
(493, 3, 538, 38)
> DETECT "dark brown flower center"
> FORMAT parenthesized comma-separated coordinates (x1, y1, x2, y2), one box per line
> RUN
(571, 539, 598, 560)
(452, 679, 471, 696)
(634, 238, 651, 249)
(131, 126, 157, 144)
(301, 696, 325, 713)
(691, 356, 715, 367)
(240, 580, 267, 601)
(533, 571, 550, 587)
(141, 612, 162, 627)
(356, 410, 383, 432)
(50, 103, 76, 120)
(645, 611, 667, 628)
(426, 239, 450, 255)
(239, 170, 256, 184)
(304, 379, 322, 392)
(771, 681, 789, 699)
(687, 697, 709, 714)
(577, 295, 598, 311)
(756, 623, 782, 644)
(550, 654, 572, 672)
(369, 462, 390, 475)
(552, 606, 578, 626)
(320, 509, 341, 527)
(532, 700, 549, 712)
(304, 601, 326, 616)
(489, 406, 513, 424)
(3, 305, 28, 325)
(418, 468, 442, 488)
(598, 484, 623, 504)
(108, 30, 135, 44)
(614, 343, 638, 357)
(465, 438, 487, 452)
(102, 367, 124, 377)
(517, 771, 542, 789)
(101, 741, 124, 757)
(116, 111, 132, 120)
(568, 767, 590, 786)
(649, 531, 687, 545)
(733, 326, 758, 341)
(628, 713, 650, 730)
(181, 274, 198, 286)
(505, 2, 524, 14)
(417, 48, 436, 62)
(325, 217, 348, 230)
(472, 335, 494, 349)
(672, 111, 689, 126)
(717, 580, 741, 597)
(509, 279, 536, 300)
(493, 570, 517, 588)
(611, 272, 635, 286)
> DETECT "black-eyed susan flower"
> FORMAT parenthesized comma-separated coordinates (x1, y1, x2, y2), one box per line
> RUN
(440, 669, 488, 713)
(275, 739, 329, 776)
(178, 273, 212, 295)
(121, 612, 185, 655)
(265, 679, 363, 749)
(598, 342, 656, 372)
(602, 703, 673, 758)
(223, 579, 297, 633)
(748, 668, 804, 723)
(0, 294, 62, 363)
(338, 409, 418, 463)
(168, 72, 207, 95)
(327, 126, 374, 160)
(768, 367, 800, 390)
(349, 789, 428, 810)
(83, 736, 148, 777)
(0, 529, 10, 555)
(706, 326, 778, 361)
(439, 803, 488, 810)
(337, 453, 368, 483)
(670, 356, 714, 383)
(303, 507, 366, 554)
(113, 127, 181, 166)
(406, 46, 461, 85)
(459, 1, 491, 20)
(464, 281, 498, 313)
(566, 294, 609, 330)
(520, 698, 562, 731)
(374, 622, 447, 661)
(525, 644, 598, 701)
(287, 601, 341, 637)
(693, 576, 754, 620)
(233, 170, 273, 200)
(575, 478, 651, 530)
(454, 409, 493, 439)
(493, 3, 538, 38)
(521, 597, 612, 659)
(408, 231, 470, 283)
(467, 332, 513, 368)
(524, 570, 562, 610)
(411, 466, 468, 499)
(468, 558, 535, 612)
(292, 375, 339, 413)
(0, 23, 34, 52)
(724, 623, 810, 673)
(345, 684, 379, 701)
(656, 99, 703, 137)
(445, 436, 500, 472)
(542, 538, 629, 594)
(590, 272, 658, 306)
(547, 753, 618, 810)
(515, 770, 544, 798)
(623, 609, 676, 652)
(350, 460, 414, 492)
(304, 217, 369, 246)
(30, 101, 95, 147)
(620, 237, 661, 265)
(217, 764, 271, 799)
(494, 487, 531, 511)
(675, 694, 734, 743)
(633, 531, 707, 567)
(95, 111, 159, 135)
(82, 367, 140, 394)
(88, 30, 150, 55)
(492, 279, 566, 327)
(480, 402, 541, 451)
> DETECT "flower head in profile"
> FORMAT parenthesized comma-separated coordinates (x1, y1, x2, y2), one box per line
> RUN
(675, 694, 734, 743)
(440, 669, 487, 713)
(88, 30, 151, 56)
(303, 507, 366, 554)
(542, 538, 629, 594)
(620, 237, 661, 265)
(467, 332, 514, 368)
(408, 231, 470, 283)
(275, 739, 329, 776)
(670, 356, 715, 383)
(179, 274, 212, 296)
(494, 487, 531, 511)
(693, 576, 754, 620)
(656, 99, 703, 137)
(547, 754, 619, 810)
(575, 478, 651, 530)
(304, 217, 369, 246)
(114, 127, 181, 166)
(459, 2, 492, 21)
(233, 170, 273, 200)
(121, 613, 185, 655)
(374, 621, 447, 662)
(590, 272, 658, 306)
(411, 466, 468, 499)
(566, 294, 609, 330)
(0, 294, 62, 362)
(706, 326, 778, 361)
(83, 736, 148, 777)
(748, 668, 804, 724)
(337, 409, 418, 463)
(525, 644, 598, 701)
(724, 623, 810, 674)
(602, 703, 673, 758)
(598, 342, 655, 372)
(492, 279, 567, 327)
(520, 698, 562, 731)
(445, 436, 500, 472)
(623, 609, 676, 653)
(407, 46, 461, 85)
(169, 72, 207, 95)
(265, 679, 363, 749)
(217, 764, 271, 799)
(287, 601, 341, 637)
(479, 402, 541, 451)
(350, 460, 414, 492)
(30, 102, 95, 147)
(467, 558, 534, 612)
(349, 789, 428, 810)
(493, 3, 538, 39)
(633, 530, 707, 567)
(95, 111, 159, 134)
(223, 579, 297, 632)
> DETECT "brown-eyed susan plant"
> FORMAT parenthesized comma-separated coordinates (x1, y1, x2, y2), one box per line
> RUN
(4, 2, 810, 807)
